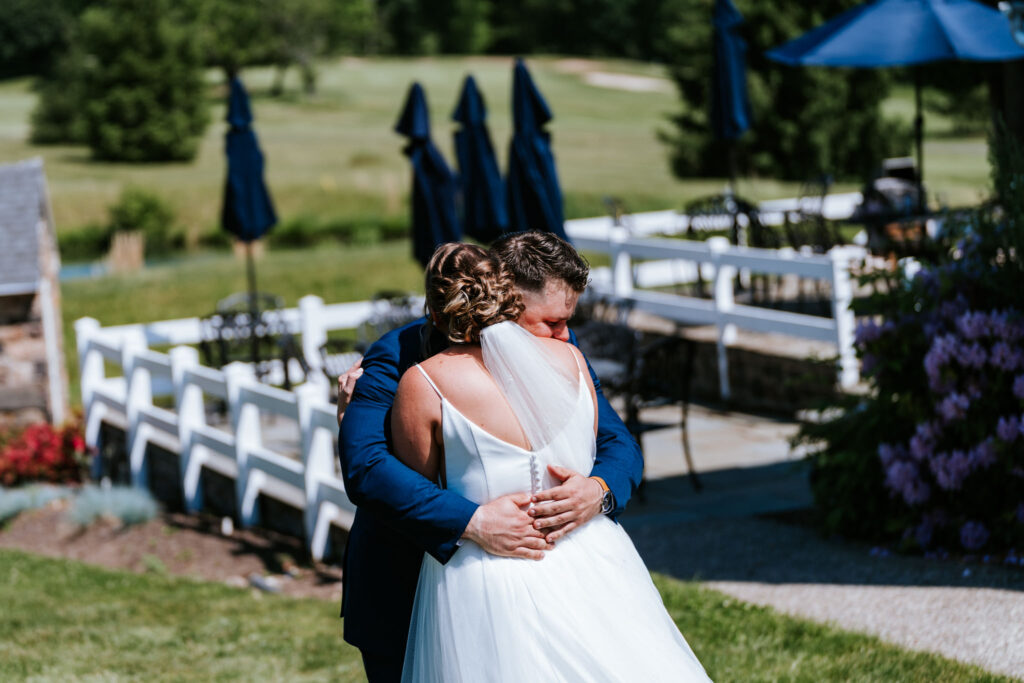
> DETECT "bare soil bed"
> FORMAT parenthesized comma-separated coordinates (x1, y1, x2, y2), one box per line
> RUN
(0, 500, 344, 602)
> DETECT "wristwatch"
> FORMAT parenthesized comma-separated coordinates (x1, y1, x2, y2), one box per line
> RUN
(590, 476, 615, 515)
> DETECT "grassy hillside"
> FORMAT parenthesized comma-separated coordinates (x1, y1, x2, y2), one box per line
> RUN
(0, 56, 992, 246)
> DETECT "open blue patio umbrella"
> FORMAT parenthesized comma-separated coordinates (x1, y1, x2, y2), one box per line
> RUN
(396, 82, 462, 267)
(506, 59, 569, 241)
(766, 0, 1024, 211)
(453, 75, 508, 243)
(712, 0, 753, 185)
(221, 76, 277, 310)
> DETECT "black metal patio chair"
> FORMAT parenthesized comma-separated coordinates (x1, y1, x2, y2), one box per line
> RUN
(199, 292, 308, 391)
(573, 297, 701, 493)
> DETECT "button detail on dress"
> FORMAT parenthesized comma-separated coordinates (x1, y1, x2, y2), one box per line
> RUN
(529, 454, 542, 495)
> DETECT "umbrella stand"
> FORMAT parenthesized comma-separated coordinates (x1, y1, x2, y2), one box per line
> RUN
(914, 70, 926, 214)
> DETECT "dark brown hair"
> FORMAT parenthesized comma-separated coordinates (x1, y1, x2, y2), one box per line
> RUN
(425, 243, 524, 344)
(491, 231, 589, 294)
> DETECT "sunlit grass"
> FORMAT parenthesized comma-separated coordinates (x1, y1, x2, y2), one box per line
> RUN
(1, 58, 993, 243)
(0, 549, 1006, 682)
(60, 241, 425, 404)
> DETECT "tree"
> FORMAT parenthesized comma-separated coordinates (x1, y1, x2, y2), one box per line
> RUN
(29, 45, 90, 145)
(0, 0, 73, 78)
(187, 0, 378, 92)
(661, 0, 910, 182)
(78, 0, 209, 161)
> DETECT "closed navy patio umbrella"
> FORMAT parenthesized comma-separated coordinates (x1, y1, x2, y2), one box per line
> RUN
(767, 0, 1024, 211)
(221, 76, 277, 309)
(396, 82, 462, 267)
(453, 75, 508, 243)
(712, 0, 753, 186)
(507, 59, 569, 241)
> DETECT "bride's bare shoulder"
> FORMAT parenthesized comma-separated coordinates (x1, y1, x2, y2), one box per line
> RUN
(535, 337, 583, 373)
(407, 348, 491, 392)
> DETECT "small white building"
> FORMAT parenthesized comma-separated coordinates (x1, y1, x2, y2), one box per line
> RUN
(0, 158, 68, 427)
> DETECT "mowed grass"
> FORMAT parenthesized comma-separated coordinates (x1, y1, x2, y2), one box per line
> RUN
(0, 56, 723, 241)
(0, 549, 363, 681)
(0, 56, 992, 243)
(0, 549, 1006, 682)
(60, 241, 425, 404)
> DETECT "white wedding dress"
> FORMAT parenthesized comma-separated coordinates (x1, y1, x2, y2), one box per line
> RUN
(400, 323, 711, 682)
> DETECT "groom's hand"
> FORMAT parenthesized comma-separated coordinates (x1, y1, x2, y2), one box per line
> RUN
(529, 465, 603, 542)
(462, 492, 552, 560)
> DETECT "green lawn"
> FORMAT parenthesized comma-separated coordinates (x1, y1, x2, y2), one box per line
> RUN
(0, 549, 1005, 681)
(0, 56, 992, 243)
(60, 241, 425, 405)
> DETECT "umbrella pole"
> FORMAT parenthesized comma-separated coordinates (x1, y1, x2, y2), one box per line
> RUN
(246, 241, 259, 366)
(914, 71, 925, 214)
(727, 141, 738, 195)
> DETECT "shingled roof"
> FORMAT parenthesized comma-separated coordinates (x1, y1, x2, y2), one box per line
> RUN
(0, 158, 50, 296)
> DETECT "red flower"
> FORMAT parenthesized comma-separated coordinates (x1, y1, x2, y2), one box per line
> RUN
(0, 419, 88, 487)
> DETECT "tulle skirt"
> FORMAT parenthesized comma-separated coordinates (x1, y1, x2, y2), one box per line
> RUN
(401, 516, 711, 682)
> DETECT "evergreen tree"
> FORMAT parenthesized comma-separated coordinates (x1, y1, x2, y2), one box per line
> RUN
(78, 0, 209, 162)
(661, 0, 911, 182)
(0, 0, 74, 78)
(29, 45, 90, 145)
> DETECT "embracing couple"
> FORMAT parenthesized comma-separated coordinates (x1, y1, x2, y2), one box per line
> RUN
(338, 232, 710, 682)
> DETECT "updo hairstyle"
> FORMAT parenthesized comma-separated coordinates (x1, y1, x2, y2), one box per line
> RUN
(425, 243, 524, 344)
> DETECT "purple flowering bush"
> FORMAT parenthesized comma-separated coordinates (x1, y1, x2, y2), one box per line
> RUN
(865, 297, 1024, 553)
(797, 123, 1024, 555)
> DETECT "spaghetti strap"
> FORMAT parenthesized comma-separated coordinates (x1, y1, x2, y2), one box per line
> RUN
(415, 364, 444, 399)
(569, 345, 585, 376)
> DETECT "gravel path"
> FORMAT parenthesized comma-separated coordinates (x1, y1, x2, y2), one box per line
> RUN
(624, 512, 1024, 679)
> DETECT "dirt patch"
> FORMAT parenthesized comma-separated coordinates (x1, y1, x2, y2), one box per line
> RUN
(0, 500, 344, 602)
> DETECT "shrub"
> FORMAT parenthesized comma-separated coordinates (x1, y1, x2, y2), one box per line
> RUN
(0, 485, 71, 525)
(57, 223, 114, 263)
(68, 485, 159, 527)
(267, 214, 409, 248)
(797, 123, 1024, 554)
(0, 421, 90, 488)
(108, 187, 177, 257)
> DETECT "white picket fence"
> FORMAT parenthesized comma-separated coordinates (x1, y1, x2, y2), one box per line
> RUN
(73, 296, 394, 562)
(564, 224, 865, 399)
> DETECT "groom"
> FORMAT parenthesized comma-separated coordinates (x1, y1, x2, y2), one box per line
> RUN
(337, 231, 644, 681)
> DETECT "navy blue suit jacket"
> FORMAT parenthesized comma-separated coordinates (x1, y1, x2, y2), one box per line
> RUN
(337, 319, 643, 657)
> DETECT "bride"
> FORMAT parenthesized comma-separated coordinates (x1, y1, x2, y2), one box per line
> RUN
(391, 243, 711, 682)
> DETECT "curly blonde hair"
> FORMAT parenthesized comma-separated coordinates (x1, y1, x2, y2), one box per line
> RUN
(425, 243, 524, 344)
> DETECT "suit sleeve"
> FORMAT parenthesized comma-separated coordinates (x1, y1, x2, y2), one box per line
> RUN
(337, 332, 478, 564)
(569, 329, 644, 518)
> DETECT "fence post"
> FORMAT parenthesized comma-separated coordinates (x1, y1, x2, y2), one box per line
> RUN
(300, 295, 328, 394)
(75, 317, 106, 449)
(709, 236, 736, 401)
(609, 226, 634, 297)
(170, 345, 206, 512)
(830, 246, 860, 389)
(297, 383, 333, 560)
(226, 362, 263, 527)
(122, 329, 152, 490)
